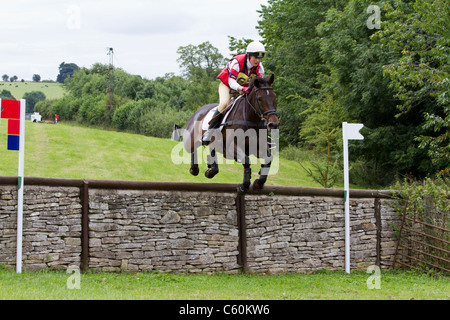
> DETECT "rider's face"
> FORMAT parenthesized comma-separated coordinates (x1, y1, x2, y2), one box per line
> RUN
(249, 55, 262, 67)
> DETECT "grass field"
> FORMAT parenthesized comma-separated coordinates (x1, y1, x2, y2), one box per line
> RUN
(0, 268, 448, 300)
(0, 81, 64, 100)
(0, 120, 331, 188)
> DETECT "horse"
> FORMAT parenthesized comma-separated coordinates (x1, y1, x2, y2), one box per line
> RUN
(183, 75, 279, 194)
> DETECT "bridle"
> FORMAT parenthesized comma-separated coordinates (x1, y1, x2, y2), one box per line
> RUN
(221, 84, 278, 130)
(245, 86, 278, 120)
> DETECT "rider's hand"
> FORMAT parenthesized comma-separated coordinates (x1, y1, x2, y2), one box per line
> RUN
(242, 87, 250, 95)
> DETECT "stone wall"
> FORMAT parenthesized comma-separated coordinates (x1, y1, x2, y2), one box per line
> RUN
(0, 185, 81, 271)
(0, 182, 400, 273)
(88, 189, 239, 272)
(245, 195, 397, 273)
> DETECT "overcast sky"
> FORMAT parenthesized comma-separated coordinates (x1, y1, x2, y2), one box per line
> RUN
(0, 0, 268, 81)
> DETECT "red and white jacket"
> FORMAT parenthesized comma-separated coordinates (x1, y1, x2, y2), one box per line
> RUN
(217, 54, 264, 91)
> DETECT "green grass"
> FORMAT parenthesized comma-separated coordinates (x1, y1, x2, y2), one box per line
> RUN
(1, 81, 64, 100)
(0, 120, 329, 187)
(0, 268, 448, 300)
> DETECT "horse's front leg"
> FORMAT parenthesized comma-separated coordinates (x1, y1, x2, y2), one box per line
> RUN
(227, 137, 251, 194)
(253, 148, 273, 190)
(237, 155, 251, 194)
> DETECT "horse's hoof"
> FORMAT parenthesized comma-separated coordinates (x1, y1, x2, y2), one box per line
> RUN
(205, 168, 219, 179)
(252, 179, 264, 190)
(237, 184, 249, 195)
(190, 167, 199, 176)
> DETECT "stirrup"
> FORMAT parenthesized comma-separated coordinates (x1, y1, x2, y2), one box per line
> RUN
(202, 130, 213, 144)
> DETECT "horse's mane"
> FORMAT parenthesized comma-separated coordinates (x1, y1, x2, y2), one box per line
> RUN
(247, 76, 270, 92)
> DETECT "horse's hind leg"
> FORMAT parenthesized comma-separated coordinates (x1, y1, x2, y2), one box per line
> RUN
(205, 149, 219, 179)
(189, 150, 199, 176)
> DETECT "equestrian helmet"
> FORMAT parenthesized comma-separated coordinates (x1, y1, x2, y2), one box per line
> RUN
(246, 41, 266, 58)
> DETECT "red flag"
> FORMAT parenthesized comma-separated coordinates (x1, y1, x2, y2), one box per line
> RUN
(8, 119, 20, 135)
(1, 99, 21, 119)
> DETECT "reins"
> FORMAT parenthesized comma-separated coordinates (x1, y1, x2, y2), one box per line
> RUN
(221, 85, 277, 129)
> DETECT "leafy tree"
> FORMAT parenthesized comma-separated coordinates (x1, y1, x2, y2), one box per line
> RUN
(183, 71, 219, 111)
(54, 63, 196, 135)
(32, 74, 41, 82)
(298, 89, 349, 188)
(35, 99, 59, 119)
(257, 0, 343, 147)
(23, 91, 46, 113)
(315, 0, 414, 183)
(2, 74, 8, 82)
(227, 36, 254, 56)
(176, 42, 226, 110)
(57, 62, 79, 83)
(374, 0, 449, 173)
(176, 41, 226, 80)
(257, 0, 448, 183)
(0, 89, 16, 100)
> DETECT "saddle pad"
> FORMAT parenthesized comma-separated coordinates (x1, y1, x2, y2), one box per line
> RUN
(201, 106, 218, 131)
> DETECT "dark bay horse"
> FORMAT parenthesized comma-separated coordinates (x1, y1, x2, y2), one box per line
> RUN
(183, 75, 279, 194)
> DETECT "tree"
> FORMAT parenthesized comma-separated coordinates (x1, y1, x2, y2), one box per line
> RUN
(2, 74, 8, 82)
(375, 0, 449, 173)
(298, 88, 349, 188)
(57, 62, 79, 83)
(227, 36, 254, 56)
(257, 0, 343, 147)
(176, 41, 226, 80)
(257, 0, 448, 183)
(32, 74, 41, 82)
(315, 0, 407, 183)
(23, 91, 46, 113)
(10, 75, 18, 82)
(0, 89, 16, 100)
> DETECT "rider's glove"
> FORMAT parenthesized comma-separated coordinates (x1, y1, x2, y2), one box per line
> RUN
(242, 87, 250, 95)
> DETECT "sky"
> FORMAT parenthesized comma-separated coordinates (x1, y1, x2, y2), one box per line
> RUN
(0, 0, 268, 81)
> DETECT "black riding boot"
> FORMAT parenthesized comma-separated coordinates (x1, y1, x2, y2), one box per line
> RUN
(202, 110, 223, 144)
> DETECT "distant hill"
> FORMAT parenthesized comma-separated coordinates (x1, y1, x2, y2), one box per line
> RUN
(0, 81, 64, 100)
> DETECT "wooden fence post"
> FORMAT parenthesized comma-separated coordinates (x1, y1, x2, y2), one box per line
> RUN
(236, 194, 247, 273)
(80, 180, 89, 272)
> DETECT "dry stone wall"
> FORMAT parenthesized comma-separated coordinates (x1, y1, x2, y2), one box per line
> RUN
(88, 189, 239, 272)
(245, 195, 396, 273)
(0, 182, 400, 273)
(0, 185, 81, 271)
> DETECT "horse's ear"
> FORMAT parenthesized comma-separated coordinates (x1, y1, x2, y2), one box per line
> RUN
(253, 77, 261, 88)
(268, 74, 275, 86)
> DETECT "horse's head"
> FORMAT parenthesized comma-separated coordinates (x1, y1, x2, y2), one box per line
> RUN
(248, 75, 279, 130)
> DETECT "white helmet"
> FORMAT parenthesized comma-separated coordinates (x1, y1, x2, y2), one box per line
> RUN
(246, 41, 266, 58)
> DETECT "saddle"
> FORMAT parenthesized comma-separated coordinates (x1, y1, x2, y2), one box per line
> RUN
(208, 96, 241, 125)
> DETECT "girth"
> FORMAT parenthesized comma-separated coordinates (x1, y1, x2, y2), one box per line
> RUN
(221, 120, 267, 129)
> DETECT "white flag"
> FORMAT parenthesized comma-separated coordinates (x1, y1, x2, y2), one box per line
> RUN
(343, 122, 364, 140)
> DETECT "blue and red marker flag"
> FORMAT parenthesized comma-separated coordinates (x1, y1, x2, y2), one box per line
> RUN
(0, 98, 26, 273)
(1, 99, 21, 150)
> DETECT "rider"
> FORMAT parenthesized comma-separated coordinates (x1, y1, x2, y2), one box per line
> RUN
(202, 41, 266, 143)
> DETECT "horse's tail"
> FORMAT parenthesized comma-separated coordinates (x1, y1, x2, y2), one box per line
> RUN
(171, 124, 182, 141)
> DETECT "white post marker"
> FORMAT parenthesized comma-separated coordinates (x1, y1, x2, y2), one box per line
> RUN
(16, 99, 26, 273)
(342, 122, 364, 274)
